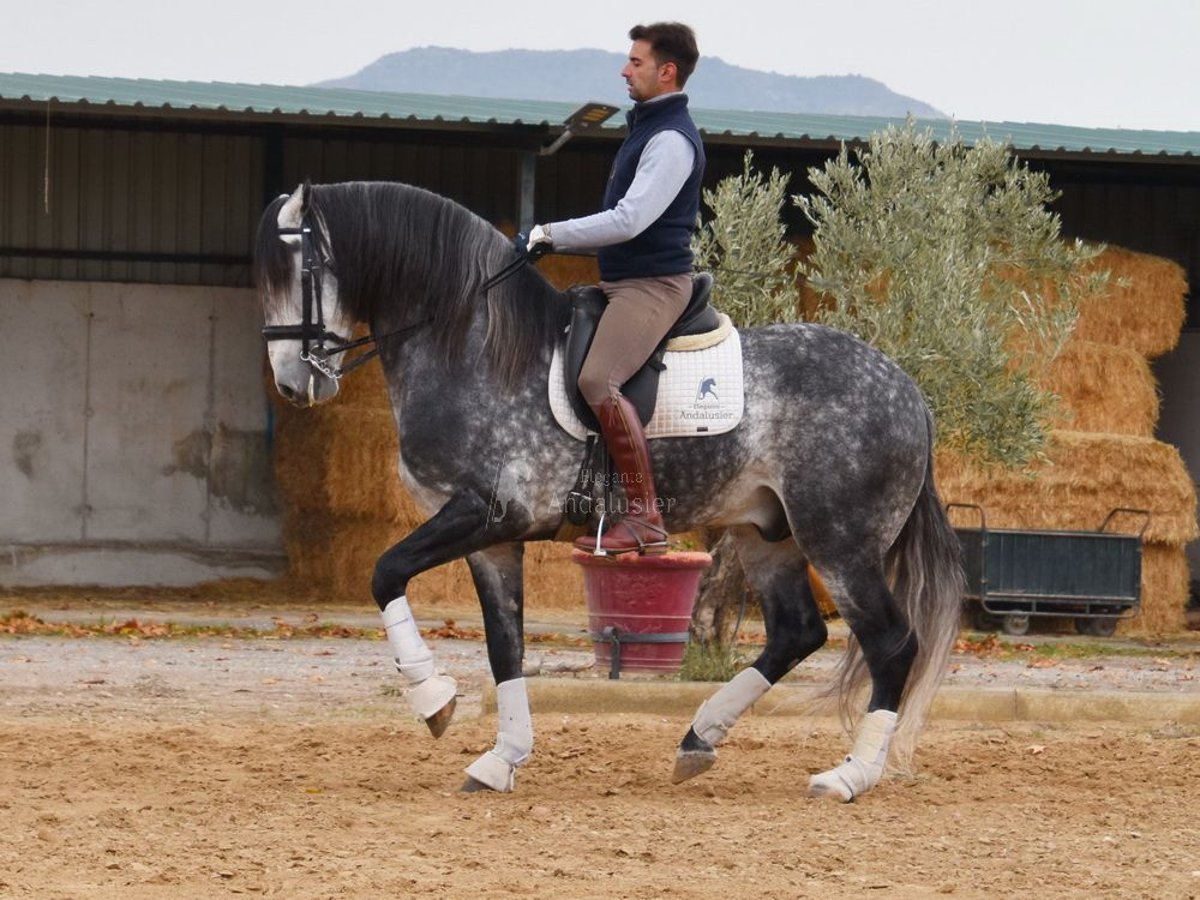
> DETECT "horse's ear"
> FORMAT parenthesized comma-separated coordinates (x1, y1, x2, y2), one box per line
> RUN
(277, 183, 306, 246)
(300, 180, 312, 213)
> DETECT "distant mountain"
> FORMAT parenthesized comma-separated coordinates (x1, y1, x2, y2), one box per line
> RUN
(315, 47, 945, 119)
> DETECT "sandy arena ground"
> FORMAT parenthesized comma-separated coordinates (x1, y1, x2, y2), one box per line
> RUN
(1, 600, 1199, 899)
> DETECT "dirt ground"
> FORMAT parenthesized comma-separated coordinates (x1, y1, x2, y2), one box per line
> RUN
(2, 597, 1200, 899)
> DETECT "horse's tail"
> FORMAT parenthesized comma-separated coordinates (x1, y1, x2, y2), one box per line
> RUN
(834, 411, 965, 770)
(887, 431, 965, 768)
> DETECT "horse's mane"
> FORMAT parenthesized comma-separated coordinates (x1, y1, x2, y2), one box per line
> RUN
(254, 182, 569, 388)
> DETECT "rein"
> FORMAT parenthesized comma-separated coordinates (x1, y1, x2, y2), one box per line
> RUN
(261, 217, 428, 380)
(480, 233, 548, 295)
(480, 253, 529, 295)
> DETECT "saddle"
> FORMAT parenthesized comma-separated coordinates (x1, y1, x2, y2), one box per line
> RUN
(563, 272, 719, 432)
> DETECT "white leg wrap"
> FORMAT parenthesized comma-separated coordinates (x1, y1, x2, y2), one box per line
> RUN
(464, 678, 533, 792)
(691, 667, 772, 747)
(809, 709, 898, 802)
(381, 596, 457, 719)
(382, 596, 434, 683)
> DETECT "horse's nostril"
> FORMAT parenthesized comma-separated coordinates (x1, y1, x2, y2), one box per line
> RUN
(278, 383, 297, 402)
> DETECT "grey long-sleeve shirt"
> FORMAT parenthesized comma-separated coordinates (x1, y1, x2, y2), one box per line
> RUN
(547, 122, 696, 252)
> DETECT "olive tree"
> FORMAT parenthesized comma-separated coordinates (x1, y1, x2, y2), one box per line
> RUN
(683, 126, 1105, 669)
(798, 119, 1105, 465)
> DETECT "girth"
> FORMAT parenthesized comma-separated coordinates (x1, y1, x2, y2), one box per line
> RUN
(563, 272, 718, 432)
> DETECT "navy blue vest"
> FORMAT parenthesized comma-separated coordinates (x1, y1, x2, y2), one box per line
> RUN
(596, 93, 705, 282)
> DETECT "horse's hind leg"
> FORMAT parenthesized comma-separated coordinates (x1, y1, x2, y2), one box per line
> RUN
(807, 560, 915, 802)
(673, 529, 828, 783)
(460, 542, 534, 794)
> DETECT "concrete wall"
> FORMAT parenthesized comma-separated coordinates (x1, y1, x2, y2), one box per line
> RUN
(1155, 331, 1200, 579)
(1, 278, 283, 586)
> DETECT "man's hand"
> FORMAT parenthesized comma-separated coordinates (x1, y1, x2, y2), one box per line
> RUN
(525, 224, 553, 260)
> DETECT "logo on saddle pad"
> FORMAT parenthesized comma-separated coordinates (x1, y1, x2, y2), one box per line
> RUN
(679, 374, 738, 426)
(548, 331, 745, 441)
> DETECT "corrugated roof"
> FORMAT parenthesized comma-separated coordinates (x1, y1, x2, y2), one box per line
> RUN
(0, 72, 580, 127)
(689, 109, 1200, 157)
(2, 71, 1198, 159)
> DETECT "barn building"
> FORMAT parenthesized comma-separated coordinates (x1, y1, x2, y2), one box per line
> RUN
(1, 74, 1197, 593)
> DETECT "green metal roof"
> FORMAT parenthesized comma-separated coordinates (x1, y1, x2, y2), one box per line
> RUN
(0, 72, 580, 127)
(2, 71, 1198, 159)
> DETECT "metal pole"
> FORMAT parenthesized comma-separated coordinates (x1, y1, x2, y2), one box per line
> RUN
(517, 151, 537, 235)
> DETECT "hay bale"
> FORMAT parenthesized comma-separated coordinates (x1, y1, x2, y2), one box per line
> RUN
(937, 431, 1197, 546)
(282, 516, 401, 601)
(1129, 543, 1190, 634)
(938, 431, 1197, 628)
(274, 406, 429, 525)
(1074, 245, 1188, 358)
(1037, 339, 1159, 437)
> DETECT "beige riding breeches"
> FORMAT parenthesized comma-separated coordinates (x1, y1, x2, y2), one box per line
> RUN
(577, 273, 693, 410)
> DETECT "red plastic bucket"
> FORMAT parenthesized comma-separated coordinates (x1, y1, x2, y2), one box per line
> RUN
(571, 549, 713, 675)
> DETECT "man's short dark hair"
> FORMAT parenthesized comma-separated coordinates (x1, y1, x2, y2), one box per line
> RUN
(629, 22, 699, 88)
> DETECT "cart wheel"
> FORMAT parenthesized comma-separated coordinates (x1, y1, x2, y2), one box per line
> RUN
(972, 605, 1002, 632)
(1002, 614, 1030, 636)
(1076, 617, 1118, 638)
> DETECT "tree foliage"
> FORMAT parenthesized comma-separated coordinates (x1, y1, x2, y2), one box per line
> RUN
(693, 151, 802, 327)
(796, 119, 1106, 465)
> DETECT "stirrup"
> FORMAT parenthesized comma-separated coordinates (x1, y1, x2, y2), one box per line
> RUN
(584, 512, 669, 557)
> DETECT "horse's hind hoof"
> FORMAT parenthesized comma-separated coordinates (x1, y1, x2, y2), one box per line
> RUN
(460, 776, 495, 793)
(672, 749, 717, 784)
(424, 696, 456, 738)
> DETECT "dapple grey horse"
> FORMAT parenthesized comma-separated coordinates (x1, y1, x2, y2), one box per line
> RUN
(255, 181, 964, 801)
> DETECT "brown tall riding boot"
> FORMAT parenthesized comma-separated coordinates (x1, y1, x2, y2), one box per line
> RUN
(575, 394, 669, 555)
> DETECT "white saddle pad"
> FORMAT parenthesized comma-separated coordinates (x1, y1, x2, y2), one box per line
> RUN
(548, 326, 745, 441)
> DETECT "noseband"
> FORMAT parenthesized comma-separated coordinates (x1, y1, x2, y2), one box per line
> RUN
(261, 213, 425, 380)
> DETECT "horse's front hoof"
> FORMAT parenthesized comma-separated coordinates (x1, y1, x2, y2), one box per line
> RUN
(424, 696, 456, 738)
(460, 776, 494, 794)
(672, 749, 718, 784)
(672, 726, 717, 784)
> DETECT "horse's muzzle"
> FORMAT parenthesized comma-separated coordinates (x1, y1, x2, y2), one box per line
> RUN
(275, 369, 339, 407)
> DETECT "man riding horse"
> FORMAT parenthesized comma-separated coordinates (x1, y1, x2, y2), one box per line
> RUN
(527, 21, 704, 556)
(257, 22, 964, 800)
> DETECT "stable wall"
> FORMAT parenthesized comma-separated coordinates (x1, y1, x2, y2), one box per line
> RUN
(0, 277, 283, 586)
(1155, 331, 1200, 576)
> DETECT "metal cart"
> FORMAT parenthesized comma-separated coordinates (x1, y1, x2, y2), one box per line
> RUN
(949, 504, 1150, 637)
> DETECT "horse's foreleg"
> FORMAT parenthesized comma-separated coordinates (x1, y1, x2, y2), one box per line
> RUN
(371, 490, 521, 739)
(807, 564, 913, 802)
(674, 532, 828, 783)
(381, 595, 459, 737)
(460, 543, 531, 794)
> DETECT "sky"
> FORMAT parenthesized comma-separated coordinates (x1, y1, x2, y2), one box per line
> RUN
(3, 0, 1198, 132)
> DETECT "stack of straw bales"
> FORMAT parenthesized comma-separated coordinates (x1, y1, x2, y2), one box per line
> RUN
(936, 246, 1196, 632)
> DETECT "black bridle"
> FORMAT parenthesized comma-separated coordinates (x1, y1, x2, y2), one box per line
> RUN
(262, 212, 538, 380)
(261, 213, 426, 380)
